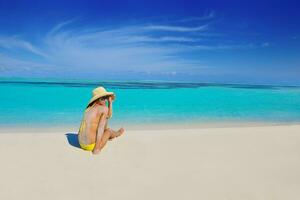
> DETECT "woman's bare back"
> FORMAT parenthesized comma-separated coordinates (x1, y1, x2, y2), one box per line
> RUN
(78, 104, 108, 145)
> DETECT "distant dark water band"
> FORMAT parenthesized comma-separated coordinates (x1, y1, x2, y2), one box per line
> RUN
(0, 80, 300, 90)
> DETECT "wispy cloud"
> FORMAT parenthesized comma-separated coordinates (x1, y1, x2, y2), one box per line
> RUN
(177, 11, 216, 22)
(0, 36, 48, 58)
(0, 17, 261, 78)
(194, 43, 255, 50)
(47, 19, 75, 36)
(144, 24, 208, 32)
(123, 36, 200, 43)
(0, 53, 57, 77)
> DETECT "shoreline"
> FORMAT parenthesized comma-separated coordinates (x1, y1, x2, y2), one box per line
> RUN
(1, 120, 300, 133)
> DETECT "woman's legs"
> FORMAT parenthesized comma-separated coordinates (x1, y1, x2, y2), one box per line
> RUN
(96, 129, 112, 152)
(104, 120, 124, 140)
(93, 128, 124, 154)
(108, 128, 125, 140)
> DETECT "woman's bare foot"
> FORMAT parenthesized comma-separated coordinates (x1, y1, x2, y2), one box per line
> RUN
(109, 128, 125, 141)
(92, 148, 101, 155)
(117, 128, 125, 136)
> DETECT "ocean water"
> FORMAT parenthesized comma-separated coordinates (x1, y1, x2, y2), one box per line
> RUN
(1, 78, 300, 128)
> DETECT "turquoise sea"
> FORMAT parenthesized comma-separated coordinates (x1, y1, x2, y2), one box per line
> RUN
(1, 78, 300, 128)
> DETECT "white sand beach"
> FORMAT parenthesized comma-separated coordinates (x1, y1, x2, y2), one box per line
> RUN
(0, 124, 300, 200)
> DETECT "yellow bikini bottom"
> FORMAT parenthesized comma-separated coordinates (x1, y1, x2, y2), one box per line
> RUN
(78, 107, 110, 152)
(80, 143, 95, 151)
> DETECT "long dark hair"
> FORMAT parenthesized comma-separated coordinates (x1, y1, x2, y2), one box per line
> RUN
(86, 96, 108, 109)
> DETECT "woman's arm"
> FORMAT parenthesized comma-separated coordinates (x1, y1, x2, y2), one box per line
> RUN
(107, 96, 113, 119)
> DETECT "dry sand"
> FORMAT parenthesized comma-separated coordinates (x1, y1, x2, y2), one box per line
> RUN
(0, 124, 300, 200)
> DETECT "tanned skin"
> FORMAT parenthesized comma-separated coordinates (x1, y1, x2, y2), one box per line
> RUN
(86, 96, 124, 155)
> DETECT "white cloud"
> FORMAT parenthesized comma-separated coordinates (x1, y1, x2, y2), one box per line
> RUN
(124, 36, 199, 43)
(194, 43, 255, 50)
(177, 11, 216, 22)
(0, 53, 57, 77)
(144, 24, 208, 32)
(47, 19, 75, 36)
(0, 36, 48, 58)
(0, 18, 260, 78)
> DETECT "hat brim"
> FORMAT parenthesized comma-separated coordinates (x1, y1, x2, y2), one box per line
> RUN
(87, 92, 115, 108)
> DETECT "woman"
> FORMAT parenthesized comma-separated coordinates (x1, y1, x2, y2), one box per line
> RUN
(78, 86, 124, 154)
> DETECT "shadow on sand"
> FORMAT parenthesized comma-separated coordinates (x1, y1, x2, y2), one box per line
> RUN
(65, 133, 81, 149)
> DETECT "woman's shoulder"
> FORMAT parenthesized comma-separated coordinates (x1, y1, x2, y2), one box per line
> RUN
(85, 104, 108, 115)
(93, 104, 109, 114)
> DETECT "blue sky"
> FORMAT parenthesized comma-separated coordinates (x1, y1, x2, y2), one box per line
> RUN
(0, 0, 299, 85)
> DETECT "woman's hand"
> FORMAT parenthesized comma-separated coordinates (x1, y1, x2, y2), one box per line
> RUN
(107, 96, 113, 118)
(108, 96, 113, 103)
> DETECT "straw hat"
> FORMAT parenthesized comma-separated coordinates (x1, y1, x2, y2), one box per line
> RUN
(87, 86, 115, 107)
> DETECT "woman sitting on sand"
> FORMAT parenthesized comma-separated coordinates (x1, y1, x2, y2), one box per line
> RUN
(78, 86, 124, 154)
